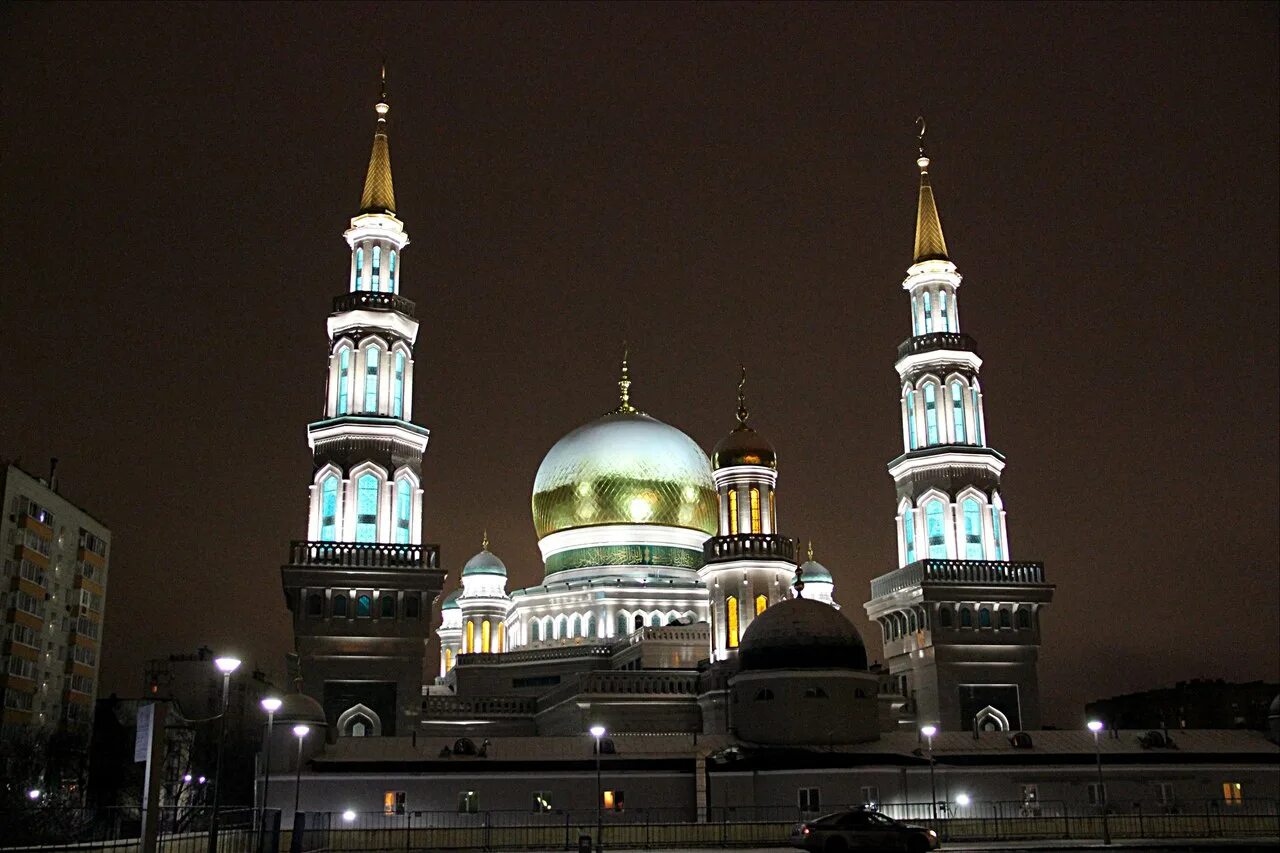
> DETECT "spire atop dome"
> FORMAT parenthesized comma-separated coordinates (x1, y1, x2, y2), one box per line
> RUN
(912, 116, 949, 264)
(736, 365, 749, 426)
(359, 64, 396, 216)
(807, 540, 814, 562)
(613, 345, 641, 414)
(481, 529, 490, 551)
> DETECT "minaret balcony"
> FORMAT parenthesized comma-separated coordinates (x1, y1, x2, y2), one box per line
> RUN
(287, 540, 440, 570)
(897, 331, 978, 361)
(702, 533, 796, 565)
(332, 291, 417, 318)
(870, 558, 1045, 599)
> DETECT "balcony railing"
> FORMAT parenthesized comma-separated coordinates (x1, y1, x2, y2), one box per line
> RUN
(422, 695, 536, 717)
(897, 331, 979, 361)
(332, 291, 417, 317)
(288, 540, 440, 570)
(870, 559, 1046, 599)
(703, 534, 796, 565)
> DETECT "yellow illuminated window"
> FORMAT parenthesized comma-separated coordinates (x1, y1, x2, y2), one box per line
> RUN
(444, 648, 453, 672)
(1222, 782, 1242, 805)
(603, 790, 624, 811)
(726, 596, 739, 649)
(481, 620, 492, 653)
(384, 790, 405, 814)
(497, 622, 505, 653)
(465, 620, 475, 653)
(728, 490, 738, 535)
(755, 594, 767, 616)
(749, 487, 761, 533)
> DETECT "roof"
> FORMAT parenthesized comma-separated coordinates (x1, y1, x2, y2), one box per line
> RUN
(359, 99, 396, 215)
(739, 597, 866, 671)
(913, 158, 949, 263)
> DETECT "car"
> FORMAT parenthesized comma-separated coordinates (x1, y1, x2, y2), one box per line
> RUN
(789, 808, 940, 852)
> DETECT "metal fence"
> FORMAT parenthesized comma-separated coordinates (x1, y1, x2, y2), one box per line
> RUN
(0, 806, 276, 853)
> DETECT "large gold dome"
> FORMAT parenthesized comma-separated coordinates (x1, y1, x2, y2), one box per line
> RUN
(532, 411, 718, 539)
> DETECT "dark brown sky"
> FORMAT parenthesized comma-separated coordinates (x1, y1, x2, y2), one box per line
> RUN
(2, 3, 1276, 726)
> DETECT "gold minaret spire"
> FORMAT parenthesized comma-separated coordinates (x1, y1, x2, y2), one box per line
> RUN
(736, 365, 750, 426)
(481, 529, 490, 551)
(359, 63, 397, 215)
(614, 345, 640, 414)
(912, 116, 949, 264)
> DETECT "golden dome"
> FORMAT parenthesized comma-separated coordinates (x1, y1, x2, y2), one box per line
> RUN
(531, 411, 718, 539)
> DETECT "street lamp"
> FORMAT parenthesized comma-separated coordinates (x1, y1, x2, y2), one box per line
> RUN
(920, 725, 938, 822)
(292, 725, 310, 820)
(259, 697, 282, 850)
(27, 789, 41, 801)
(208, 656, 241, 853)
(590, 724, 606, 852)
(1087, 720, 1110, 846)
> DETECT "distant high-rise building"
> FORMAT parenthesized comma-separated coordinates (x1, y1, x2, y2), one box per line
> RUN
(0, 462, 110, 772)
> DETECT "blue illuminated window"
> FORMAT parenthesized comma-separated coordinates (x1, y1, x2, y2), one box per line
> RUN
(940, 291, 949, 330)
(583, 614, 595, 639)
(371, 246, 381, 291)
(923, 291, 934, 333)
(903, 509, 916, 563)
(337, 348, 351, 414)
(364, 346, 380, 412)
(392, 352, 405, 417)
(356, 474, 379, 542)
(395, 479, 412, 544)
(979, 607, 992, 628)
(389, 250, 397, 293)
(971, 388, 983, 444)
(960, 607, 972, 627)
(926, 499, 946, 559)
(911, 296, 919, 335)
(530, 621, 541, 642)
(320, 476, 338, 541)
(356, 594, 372, 618)
(963, 498, 983, 559)
(991, 507, 1004, 560)
(354, 248, 364, 291)
(906, 390, 918, 450)
(951, 381, 967, 443)
(923, 383, 939, 445)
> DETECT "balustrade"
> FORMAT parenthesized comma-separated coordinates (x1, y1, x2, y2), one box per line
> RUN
(703, 534, 796, 564)
(288, 540, 440, 569)
(897, 331, 979, 361)
(332, 291, 417, 317)
(871, 559, 1046, 599)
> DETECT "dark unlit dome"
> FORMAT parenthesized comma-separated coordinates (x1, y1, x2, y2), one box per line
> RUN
(276, 692, 327, 726)
(739, 597, 868, 671)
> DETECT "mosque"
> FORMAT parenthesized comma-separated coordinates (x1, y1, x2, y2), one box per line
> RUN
(263, 81, 1278, 819)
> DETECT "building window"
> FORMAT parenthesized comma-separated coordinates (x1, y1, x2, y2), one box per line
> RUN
(306, 593, 323, 617)
(991, 506, 1005, 560)
(1156, 782, 1174, 807)
(923, 383, 939, 445)
(392, 351, 406, 417)
(950, 292, 958, 331)
(389, 250, 397, 292)
(320, 476, 339, 541)
(962, 498, 984, 559)
(999, 608, 1011, 629)
(938, 606, 952, 627)
(355, 248, 364, 290)
(940, 292, 949, 331)
(1022, 784, 1040, 811)
(798, 787, 820, 813)
(444, 648, 453, 671)
(337, 347, 351, 414)
(384, 791, 406, 815)
(755, 594, 767, 616)
(1222, 782, 1242, 805)
(727, 489, 738, 535)
(532, 791, 552, 812)
(650, 612, 662, 628)
(1017, 608, 1031, 629)
(395, 479, 412, 544)
(465, 620, 475, 653)
(903, 509, 917, 563)
(922, 291, 934, 333)
(356, 594, 372, 617)
(380, 595, 395, 618)
(770, 491, 777, 529)
(1088, 783, 1107, 806)
(803, 686, 829, 699)
(530, 620, 542, 642)
(925, 499, 946, 558)
(333, 594, 348, 617)
(602, 790, 624, 811)
(583, 614, 596, 639)
(971, 387, 984, 444)
(726, 596, 739, 649)
(481, 620, 491, 653)
(861, 786, 880, 807)
(960, 607, 972, 627)
(458, 791, 478, 814)
(497, 622, 505, 652)
(354, 473, 381, 542)
(364, 345, 380, 412)
(911, 296, 919, 335)
(405, 595, 420, 618)
(371, 245, 381, 291)
(906, 390, 918, 450)
(979, 607, 992, 628)
(749, 487, 762, 533)
(951, 381, 967, 443)
(754, 688, 774, 701)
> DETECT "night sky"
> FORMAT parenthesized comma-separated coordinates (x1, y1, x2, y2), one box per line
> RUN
(2, 4, 1276, 727)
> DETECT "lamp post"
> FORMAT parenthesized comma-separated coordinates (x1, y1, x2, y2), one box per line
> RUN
(208, 656, 241, 853)
(258, 697, 282, 851)
(292, 725, 310, 820)
(1088, 720, 1110, 845)
(590, 724, 606, 852)
(920, 725, 938, 822)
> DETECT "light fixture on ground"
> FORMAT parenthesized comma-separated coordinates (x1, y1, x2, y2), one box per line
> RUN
(920, 725, 938, 822)
(292, 724, 311, 820)
(1088, 720, 1110, 846)
(207, 655, 241, 853)
(590, 724, 606, 852)
(259, 697, 283, 842)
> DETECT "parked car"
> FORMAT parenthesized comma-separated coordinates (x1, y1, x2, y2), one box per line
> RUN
(790, 808, 940, 852)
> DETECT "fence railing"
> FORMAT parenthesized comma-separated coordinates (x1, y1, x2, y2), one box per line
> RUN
(0, 806, 272, 853)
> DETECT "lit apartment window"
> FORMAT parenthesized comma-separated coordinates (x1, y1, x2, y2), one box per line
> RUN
(1222, 782, 1242, 805)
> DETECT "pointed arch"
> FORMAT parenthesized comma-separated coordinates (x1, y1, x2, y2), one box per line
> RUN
(337, 703, 382, 737)
(615, 611, 630, 637)
(975, 705, 1010, 732)
(923, 494, 948, 559)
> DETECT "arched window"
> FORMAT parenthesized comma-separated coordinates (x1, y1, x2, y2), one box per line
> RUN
(803, 686, 829, 699)
(405, 595, 420, 618)
(356, 474, 379, 542)
(354, 247, 364, 290)
(320, 476, 339, 541)
(633, 614, 644, 631)
(923, 291, 934, 333)
(356, 594, 372, 617)
(979, 607, 992, 628)
(726, 596, 739, 649)
(567, 613, 579, 638)
(650, 612, 662, 627)
(999, 609, 1012, 629)
(371, 245, 382, 291)
(755, 594, 767, 616)
(925, 499, 946, 559)
(444, 648, 453, 671)
(971, 387, 984, 444)
(770, 491, 777, 529)
(749, 487, 762, 533)
(497, 622, 505, 652)
(903, 509, 917, 563)
(727, 489, 738, 535)
(364, 346, 380, 412)
(754, 688, 774, 701)
(481, 620, 491, 653)
(960, 607, 972, 627)
(333, 594, 348, 617)
(940, 290, 949, 330)
(465, 620, 475, 653)
(337, 347, 352, 414)
(923, 383, 939, 445)
(906, 390, 918, 450)
(395, 478, 412, 544)
(583, 614, 596, 639)
(1017, 608, 1031, 630)
(963, 498, 984, 559)
(392, 351, 406, 418)
(530, 620, 541, 642)
(380, 595, 395, 618)
(908, 611, 918, 632)
(351, 719, 367, 737)
(389, 250, 397, 292)
(950, 292, 958, 331)
(938, 606, 953, 627)
(951, 381, 967, 443)
(911, 296, 920, 335)
(306, 593, 323, 617)
(991, 506, 1005, 560)
(614, 613, 628, 637)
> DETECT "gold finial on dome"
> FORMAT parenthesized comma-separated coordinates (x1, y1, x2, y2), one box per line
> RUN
(912, 115, 949, 264)
(807, 540, 814, 562)
(794, 541, 806, 598)
(736, 365, 749, 426)
(613, 345, 640, 414)
(481, 529, 490, 551)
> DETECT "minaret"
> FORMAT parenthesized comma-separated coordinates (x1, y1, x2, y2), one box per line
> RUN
(863, 121, 1053, 732)
(456, 531, 513, 657)
(700, 368, 801, 660)
(281, 71, 445, 738)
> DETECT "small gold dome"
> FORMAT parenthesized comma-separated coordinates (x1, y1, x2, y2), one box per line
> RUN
(713, 424, 777, 470)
